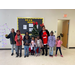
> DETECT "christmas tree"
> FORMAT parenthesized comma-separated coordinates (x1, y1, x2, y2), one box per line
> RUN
(31, 22, 39, 37)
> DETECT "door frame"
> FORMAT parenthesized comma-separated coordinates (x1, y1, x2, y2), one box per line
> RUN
(57, 19, 70, 48)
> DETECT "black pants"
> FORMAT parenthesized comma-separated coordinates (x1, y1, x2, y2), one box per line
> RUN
(42, 45, 48, 55)
(31, 47, 34, 55)
(56, 47, 62, 55)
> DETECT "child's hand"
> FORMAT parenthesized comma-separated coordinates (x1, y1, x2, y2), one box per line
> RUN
(23, 42, 24, 44)
(25, 43, 27, 44)
(17, 38, 19, 40)
(56, 40, 58, 43)
(5, 34, 8, 37)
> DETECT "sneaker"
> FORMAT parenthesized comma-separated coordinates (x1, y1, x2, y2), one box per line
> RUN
(27, 55, 29, 57)
(24, 56, 26, 58)
(50, 56, 53, 57)
(11, 53, 14, 56)
(16, 55, 18, 57)
(36, 54, 38, 57)
(49, 55, 53, 57)
(16, 52, 17, 54)
(60, 55, 63, 57)
(55, 54, 57, 56)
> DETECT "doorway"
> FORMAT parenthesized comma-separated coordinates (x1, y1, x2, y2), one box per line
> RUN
(57, 20, 69, 48)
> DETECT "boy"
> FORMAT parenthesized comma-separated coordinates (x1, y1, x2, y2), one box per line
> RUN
(15, 30, 22, 57)
(5, 28, 17, 56)
(23, 35, 31, 58)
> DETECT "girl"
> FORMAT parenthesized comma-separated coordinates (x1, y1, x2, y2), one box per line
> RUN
(23, 35, 31, 58)
(55, 36, 63, 57)
(35, 36, 43, 56)
(47, 31, 55, 57)
(15, 30, 22, 57)
(24, 31, 30, 40)
(31, 37, 35, 55)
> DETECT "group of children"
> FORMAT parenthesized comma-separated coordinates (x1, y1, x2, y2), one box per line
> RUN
(5, 28, 63, 58)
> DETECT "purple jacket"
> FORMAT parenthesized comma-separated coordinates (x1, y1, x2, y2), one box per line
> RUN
(47, 35, 55, 47)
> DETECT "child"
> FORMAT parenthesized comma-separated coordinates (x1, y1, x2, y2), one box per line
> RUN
(23, 35, 31, 58)
(35, 36, 43, 56)
(15, 30, 22, 57)
(31, 37, 35, 55)
(5, 28, 17, 56)
(47, 31, 55, 57)
(55, 36, 63, 57)
(24, 31, 30, 40)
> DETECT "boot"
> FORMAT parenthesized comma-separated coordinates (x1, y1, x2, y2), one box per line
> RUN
(42, 53, 44, 55)
(11, 53, 14, 56)
(16, 53, 19, 57)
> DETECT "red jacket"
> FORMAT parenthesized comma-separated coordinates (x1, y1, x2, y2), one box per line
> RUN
(15, 34, 22, 46)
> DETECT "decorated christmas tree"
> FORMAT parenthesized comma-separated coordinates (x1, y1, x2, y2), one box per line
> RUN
(31, 22, 39, 37)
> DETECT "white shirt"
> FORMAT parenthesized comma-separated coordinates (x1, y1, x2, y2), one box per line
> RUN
(37, 40, 40, 47)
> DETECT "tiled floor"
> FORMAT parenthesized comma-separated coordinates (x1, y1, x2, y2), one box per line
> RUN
(0, 47, 75, 65)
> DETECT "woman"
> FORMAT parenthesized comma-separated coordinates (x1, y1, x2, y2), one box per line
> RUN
(39, 25, 49, 56)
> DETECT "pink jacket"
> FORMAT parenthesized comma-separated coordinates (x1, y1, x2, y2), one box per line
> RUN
(35, 38, 43, 48)
(56, 40, 62, 47)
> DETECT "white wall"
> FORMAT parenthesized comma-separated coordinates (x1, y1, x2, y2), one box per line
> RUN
(57, 20, 63, 36)
(57, 20, 64, 41)
(0, 9, 75, 48)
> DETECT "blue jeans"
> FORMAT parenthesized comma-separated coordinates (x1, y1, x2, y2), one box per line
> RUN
(49, 47, 53, 55)
(35, 47, 40, 54)
(11, 44, 17, 53)
(24, 46, 29, 56)
(16, 45, 22, 56)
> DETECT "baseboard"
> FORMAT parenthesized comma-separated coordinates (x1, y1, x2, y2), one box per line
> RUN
(0, 48, 24, 50)
(0, 48, 49, 50)
(69, 47, 75, 49)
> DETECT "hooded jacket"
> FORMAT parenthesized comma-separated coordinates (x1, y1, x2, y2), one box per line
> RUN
(47, 35, 56, 47)
(15, 34, 22, 46)
(6, 32, 16, 44)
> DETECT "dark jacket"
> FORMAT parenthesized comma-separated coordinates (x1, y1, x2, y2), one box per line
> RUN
(23, 36, 31, 46)
(6, 32, 16, 44)
(24, 31, 31, 40)
(39, 30, 49, 43)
